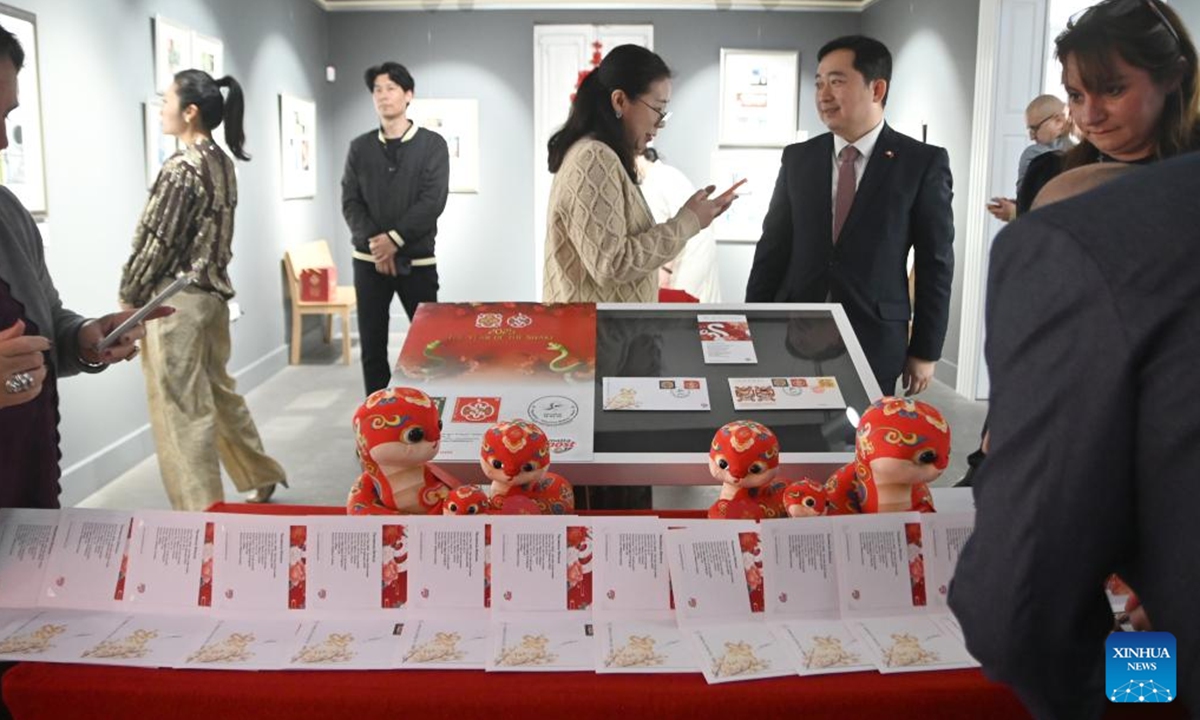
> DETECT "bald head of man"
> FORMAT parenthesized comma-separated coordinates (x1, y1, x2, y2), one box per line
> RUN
(1026, 94, 1071, 146)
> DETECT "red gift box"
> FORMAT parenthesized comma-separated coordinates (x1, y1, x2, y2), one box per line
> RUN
(299, 266, 337, 302)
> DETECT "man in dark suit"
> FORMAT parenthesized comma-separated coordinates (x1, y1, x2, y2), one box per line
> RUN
(949, 153, 1200, 717)
(746, 35, 954, 396)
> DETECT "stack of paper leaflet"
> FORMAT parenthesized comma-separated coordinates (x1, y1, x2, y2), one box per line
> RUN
(0, 507, 979, 680)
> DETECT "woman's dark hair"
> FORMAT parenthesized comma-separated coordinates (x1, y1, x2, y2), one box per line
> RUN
(174, 69, 250, 161)
(547, 44, 671, 182)
(1056, 0, 1200, 168)
(364, 62, 414, 93)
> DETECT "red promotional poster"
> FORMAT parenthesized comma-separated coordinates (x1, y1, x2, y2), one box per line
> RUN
(397, 302, 596, 382)
(396, 303, 598, 462)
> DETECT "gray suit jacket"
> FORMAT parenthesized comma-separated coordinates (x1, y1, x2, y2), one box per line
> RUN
(949, 153, 1200, 718)
(0, 187, 94, 378)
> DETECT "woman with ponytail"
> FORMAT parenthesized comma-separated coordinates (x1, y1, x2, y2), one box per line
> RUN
(119, 69, 287, 511)
(544, 45, 739, 303)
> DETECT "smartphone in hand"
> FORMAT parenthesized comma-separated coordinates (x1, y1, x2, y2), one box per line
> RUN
(718, 178, 749, 198)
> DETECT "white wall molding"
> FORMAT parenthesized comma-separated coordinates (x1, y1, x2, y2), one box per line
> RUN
(955, 0, 1001, 400)
(313, 0, 880, 11)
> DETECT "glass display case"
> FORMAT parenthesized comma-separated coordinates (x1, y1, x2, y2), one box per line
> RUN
(434, 303, 880, 486)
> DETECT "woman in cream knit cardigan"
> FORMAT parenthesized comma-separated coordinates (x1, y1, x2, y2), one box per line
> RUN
(544, 45, 737, 303)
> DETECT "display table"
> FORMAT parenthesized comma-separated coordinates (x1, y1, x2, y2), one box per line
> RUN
(400, 302, 875, 486)
(0, 503, 1040, 720)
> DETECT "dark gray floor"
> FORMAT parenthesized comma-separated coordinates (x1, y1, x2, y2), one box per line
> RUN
(77, 333, 987, 511)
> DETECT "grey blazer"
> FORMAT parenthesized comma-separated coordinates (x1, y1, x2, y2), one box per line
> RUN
(0, 187, 96, 378)
(949, 153, 1200, 718)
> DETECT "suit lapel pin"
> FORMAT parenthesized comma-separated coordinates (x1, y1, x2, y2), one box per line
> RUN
(884, 150, 895, 159)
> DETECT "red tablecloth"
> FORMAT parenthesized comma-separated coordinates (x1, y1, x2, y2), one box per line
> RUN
(658, 287, 700, 303)
(1, 504, 1037, 720)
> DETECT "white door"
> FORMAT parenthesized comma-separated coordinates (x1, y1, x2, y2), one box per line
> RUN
(532, 24, 654, 299)
(970, 0, 1047, 400)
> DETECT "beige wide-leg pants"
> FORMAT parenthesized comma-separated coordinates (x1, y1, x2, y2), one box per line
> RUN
(141, 286, 286, 511)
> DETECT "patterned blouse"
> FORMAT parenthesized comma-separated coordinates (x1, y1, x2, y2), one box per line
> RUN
(119, 138, 238, 307)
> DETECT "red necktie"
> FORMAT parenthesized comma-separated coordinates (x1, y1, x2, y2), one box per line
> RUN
(833, 145, 860, 244)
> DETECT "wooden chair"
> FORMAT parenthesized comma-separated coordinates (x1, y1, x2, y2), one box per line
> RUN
(283, 240, 356, 365)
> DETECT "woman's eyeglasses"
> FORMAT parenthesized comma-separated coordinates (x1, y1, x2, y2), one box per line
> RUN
(1069, 0, 1181, 48)
(636, 97, 672, 129)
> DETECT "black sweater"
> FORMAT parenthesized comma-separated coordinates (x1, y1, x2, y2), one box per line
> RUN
(341, 125, 450, 260)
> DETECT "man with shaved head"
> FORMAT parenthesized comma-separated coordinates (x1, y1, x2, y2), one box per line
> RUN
(987, 94, 1075, 222)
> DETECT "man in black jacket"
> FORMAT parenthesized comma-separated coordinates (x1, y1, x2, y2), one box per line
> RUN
(949, 154, 1200, 717)
(746, 36, 953, 397)
(342, 61, 450, 395)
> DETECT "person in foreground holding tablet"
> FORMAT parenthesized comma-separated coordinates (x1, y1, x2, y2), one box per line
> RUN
(949, 153, 1200, 716)
(543, 44, 737, 303)
(119, 69, 287, 512)
(0, 25, 169, 510)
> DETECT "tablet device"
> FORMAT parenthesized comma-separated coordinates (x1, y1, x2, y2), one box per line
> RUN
(97, 273, 193, 351)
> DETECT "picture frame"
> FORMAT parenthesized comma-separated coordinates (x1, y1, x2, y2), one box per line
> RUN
(190, 32, 224, 79)
(279, 94, 317, 200)
(718, 48, 799, 148)
(143, 98, 179, 188)
(407, 98, 480, 193)
(0, 3, 47, 215)
(708, 148, 784, 242)
(154, 15, 191, 94)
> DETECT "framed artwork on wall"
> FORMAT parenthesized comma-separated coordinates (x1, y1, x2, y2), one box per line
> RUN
(154, 15, 191, 94)
(279, 94, 316, 199)
(0, 3, 47, 215)
(407, 98, 480, 193)
(143, 98, 178, 188)
(191, 32, 223, 79)
(718, 48, 799, 148)
(708, 148, 783, 242)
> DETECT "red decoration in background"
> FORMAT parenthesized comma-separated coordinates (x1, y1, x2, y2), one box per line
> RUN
(570, 40, 605, 103)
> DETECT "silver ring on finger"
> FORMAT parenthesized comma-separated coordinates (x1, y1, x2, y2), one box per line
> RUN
(4, 371, 34, 394)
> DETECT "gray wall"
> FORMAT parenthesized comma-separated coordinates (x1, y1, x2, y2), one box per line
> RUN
(24, 0, 336, 505)
(863, 0, 980, 386)
(22, 0, 984, 504)
(327, 3, 977, 373)
(1177, 2, 1200, 50)
(326, 9, 860, 310)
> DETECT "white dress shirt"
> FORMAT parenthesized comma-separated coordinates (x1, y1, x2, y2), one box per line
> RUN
(830, 119, 885, 215)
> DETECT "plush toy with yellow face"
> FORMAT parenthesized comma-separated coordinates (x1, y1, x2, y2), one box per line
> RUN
(480, 420, 574, 514)
(824, 397, 950, 514)
(347, 387, 453, 515)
